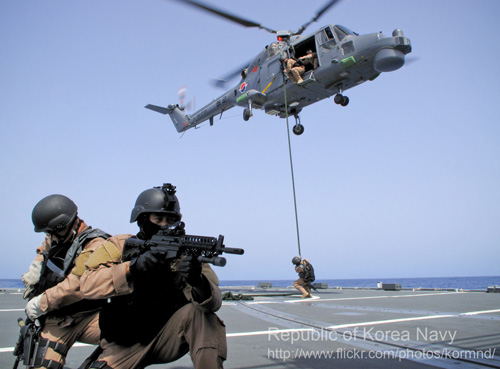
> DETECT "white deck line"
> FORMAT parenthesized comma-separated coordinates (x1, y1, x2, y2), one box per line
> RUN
(226, 308, 500, 338)
(3, 309, 499, 352)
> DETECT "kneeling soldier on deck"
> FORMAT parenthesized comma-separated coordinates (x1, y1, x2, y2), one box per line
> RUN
(81, 183, 227, 369)
(292, 256, 315, 298)
(21, 195, 109, 369)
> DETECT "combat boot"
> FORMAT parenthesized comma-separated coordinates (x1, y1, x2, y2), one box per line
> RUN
(305, 286, 313, 298)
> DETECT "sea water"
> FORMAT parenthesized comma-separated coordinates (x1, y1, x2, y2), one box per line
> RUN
(220, 276, 500, 290)
(222, 276, 500, 289)
(2, 276, 499, 290)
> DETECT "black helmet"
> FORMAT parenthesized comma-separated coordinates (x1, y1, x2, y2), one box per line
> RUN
(130, 183, 182, 223)
(32, 195, 78, 233)
(292, 256, 301, 265)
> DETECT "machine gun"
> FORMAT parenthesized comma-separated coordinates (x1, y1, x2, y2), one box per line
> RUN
(122, 221, 244, 267)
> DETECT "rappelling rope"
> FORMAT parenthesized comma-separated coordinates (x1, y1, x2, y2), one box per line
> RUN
(282, 67, 302, 258)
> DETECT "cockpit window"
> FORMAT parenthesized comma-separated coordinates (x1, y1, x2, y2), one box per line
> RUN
(318, 26, 336, 49)
(325, 27, 335, 40)
(333, 25, 348, 41)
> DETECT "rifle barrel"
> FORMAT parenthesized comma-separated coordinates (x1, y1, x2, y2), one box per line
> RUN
(223, 247, 244, 255)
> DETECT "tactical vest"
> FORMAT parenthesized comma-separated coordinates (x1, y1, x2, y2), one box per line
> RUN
(303, 260, 315, 283)
(99, 269, 188, 346)
(29, 228, 110, 316)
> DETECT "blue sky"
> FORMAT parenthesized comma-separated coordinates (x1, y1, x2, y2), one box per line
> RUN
(1, 0, 499, 281)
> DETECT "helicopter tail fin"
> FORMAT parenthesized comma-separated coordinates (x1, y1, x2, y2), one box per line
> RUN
(145, 104, 191, 133)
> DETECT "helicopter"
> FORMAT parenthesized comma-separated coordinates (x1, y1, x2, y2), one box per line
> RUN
(146, 0, 412, 135)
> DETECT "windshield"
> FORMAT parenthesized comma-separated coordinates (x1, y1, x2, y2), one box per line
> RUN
(334, 25, 358, 41)
(318, 26, 336, 49)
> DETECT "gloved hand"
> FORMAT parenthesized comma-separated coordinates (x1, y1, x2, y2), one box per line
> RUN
(178, 256, 203, 286)
(22, 260, 43, 299)
(25, 293, 46, 320)
(22, 260, 42, 287)
(129, 250, 161, 277)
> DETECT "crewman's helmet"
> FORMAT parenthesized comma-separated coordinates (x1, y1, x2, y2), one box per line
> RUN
(292, 256, 301, 265)
(130, 183, 182, 223)
(32, 194, 78, 233)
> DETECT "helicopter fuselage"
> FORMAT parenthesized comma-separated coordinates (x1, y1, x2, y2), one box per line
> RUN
(146, 24, 411, 134)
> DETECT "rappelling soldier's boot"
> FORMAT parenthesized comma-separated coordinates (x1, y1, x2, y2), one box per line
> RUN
(305, 286, 313, 298)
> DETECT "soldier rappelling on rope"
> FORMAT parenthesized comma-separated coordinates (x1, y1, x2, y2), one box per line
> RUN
(292, 256, 315, 298)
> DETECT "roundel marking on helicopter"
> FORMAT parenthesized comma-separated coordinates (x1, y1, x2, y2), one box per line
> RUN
(239, 82, 248, 93)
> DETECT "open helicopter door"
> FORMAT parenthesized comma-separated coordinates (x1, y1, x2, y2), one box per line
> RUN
(289, 36, 319, 85)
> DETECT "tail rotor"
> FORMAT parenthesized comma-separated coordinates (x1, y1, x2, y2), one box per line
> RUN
(178, 86, 196, 112)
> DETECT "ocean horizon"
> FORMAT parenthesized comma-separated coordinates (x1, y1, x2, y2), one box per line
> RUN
(2, 275, 499, 290)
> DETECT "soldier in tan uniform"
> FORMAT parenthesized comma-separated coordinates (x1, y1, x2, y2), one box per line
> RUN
(81, 183, 227, 369)
(22, 194, 109, 369)
(292, 256, 315, 298)
(300, 50, 319, 69)
(283, 50, 318, 84)
(284, 57, 305, 84)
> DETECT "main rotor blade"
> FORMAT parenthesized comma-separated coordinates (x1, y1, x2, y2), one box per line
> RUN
(171, 0, 277, 34)
(296, 0, 342, 35)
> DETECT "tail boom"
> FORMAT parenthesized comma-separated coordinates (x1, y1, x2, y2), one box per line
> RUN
(145, 104, 192, 133)
(146, 89, 236, 133)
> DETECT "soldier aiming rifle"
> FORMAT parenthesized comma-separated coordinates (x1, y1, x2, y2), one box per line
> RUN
(80, 183, 243, 369)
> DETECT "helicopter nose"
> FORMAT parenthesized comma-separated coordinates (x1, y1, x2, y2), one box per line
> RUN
(373, 48, 405, 73)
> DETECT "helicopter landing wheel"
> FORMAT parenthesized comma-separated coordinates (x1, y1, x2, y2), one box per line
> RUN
(243, 108, 251, 121)
(292, 123, 305, 135)
(334, 94, 349, 106)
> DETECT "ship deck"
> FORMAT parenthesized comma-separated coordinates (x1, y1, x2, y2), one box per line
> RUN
(1, 286, 499, 368)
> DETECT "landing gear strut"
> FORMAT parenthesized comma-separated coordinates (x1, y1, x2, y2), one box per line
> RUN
(334, 93, 349, 107)
(292, 115, 304, 135)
